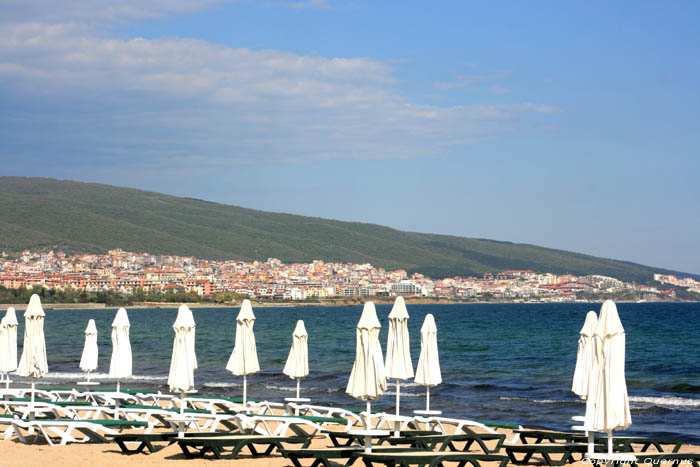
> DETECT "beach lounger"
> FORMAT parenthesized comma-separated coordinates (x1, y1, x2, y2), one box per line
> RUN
(505, 442, 589, 466)
(411, 416, 504, 437)
(176, 434, 311, 459)
(110, 431, 237, 454)
(354, 450, 509, 467)
(323, 430, 438, 448)
(11, 418, 148, 446)
(379, 432, 506, 454)
(280, 445, 414, 467)
(286, 403, 365, 426)
(186, 395, 282, 414)
(0, 413, 16, 440)
(518, 429, 683, 453)
(236, 413, 351, 437)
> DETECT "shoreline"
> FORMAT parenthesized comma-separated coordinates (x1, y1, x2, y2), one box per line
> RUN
(2, 298, 700, 310)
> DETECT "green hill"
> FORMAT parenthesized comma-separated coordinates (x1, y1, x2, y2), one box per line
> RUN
(0, 177, 693, 282)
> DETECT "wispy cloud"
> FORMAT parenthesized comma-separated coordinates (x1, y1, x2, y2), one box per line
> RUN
(489, 85, 512, 95)
(0, 21, 557, 170)
(0, 0, 233, 24)
(265, 0, 330, 9)
(433, 71, 511, 91)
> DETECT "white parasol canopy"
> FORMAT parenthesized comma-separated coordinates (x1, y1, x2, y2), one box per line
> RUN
(226, 299, 259, 408)
(17, 295, 48, 378)
(346, 301, 387, 452)
(384, 296, 414, 435)
(414, 313, 441, 412)
(79, 319, 99, 385)
(283, 320, 309, 400)
(16, 295, 48, 409)
(168, 304, 198, 436)
(168, 304, 197, 393)
(109, 307, 132, 393)
(1, 307, 19, 388)
(0, 307, 19, 379)
(572, 311, 598, 399)
(584, 300, 632, 455)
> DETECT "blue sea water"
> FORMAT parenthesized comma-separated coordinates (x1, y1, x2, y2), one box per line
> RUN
(7, 302, 700, 441)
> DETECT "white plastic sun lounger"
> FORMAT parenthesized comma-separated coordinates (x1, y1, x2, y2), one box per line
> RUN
(284, 403, 365, 426)
(234, 413, 352, 437)
(185, 396, 283, 415)
(11, 418, 147, 446)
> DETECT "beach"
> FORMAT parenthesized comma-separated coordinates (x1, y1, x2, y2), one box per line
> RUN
(2, 426, 698, 467)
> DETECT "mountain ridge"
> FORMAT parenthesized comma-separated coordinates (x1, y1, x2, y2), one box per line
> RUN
(0, 176, 695, 283)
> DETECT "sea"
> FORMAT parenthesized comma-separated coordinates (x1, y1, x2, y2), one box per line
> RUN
(6, 302, 700, 442)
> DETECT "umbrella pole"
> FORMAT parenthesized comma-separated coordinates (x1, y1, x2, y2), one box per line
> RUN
(365, 399, 372, 453)
(587, 430, 594, 454)
(30, 379, 36, 419)
(608, 430, 613, 455)
(243, 375, 247, 410)
(86, 370, 91, 384)
(426, 385, 430, 411)
(296, 378, 300, 400)
(394, 379, 401, 437)
(115, 379, 121, 419)
(179, 391, 186, 438)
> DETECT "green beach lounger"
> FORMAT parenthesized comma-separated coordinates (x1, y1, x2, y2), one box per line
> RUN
(354, 450, 509, 467)
(517, 429, 683, 453)
(379, 432, 505, 454)
(505, 442, 589, 466)
(111, 431, 235, 454)
(323, 430, 439, 448)
(280, 445, 414, 467)
(176, 434, 311, 459)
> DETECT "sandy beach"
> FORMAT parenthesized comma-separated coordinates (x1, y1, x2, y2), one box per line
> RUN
(2, 427, 698, 467)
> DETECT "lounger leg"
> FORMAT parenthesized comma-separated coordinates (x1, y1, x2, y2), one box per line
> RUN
(541, 451, 571, 467)
(179, 443, 208, 458)
(507, 450, 534, 465)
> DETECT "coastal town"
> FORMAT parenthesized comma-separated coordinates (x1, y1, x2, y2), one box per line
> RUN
(0, 249, 697, 304)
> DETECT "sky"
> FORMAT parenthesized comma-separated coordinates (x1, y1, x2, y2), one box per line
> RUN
(1, 0, 699, 274)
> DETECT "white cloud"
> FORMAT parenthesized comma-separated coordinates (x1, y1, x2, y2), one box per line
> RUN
(0, 0, 231, 24)
(0, 22, 557, 168)
(265, 0, 330, 9)
(489, 85, 512, 95)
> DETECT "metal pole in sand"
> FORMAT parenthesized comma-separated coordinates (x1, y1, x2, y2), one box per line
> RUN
(365, 399, 372, 453)
(394, 379, 401, 437)
(243, 374, 247, 410)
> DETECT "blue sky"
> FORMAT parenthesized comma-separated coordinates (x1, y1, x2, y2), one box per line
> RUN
(1, 0, 699, 274)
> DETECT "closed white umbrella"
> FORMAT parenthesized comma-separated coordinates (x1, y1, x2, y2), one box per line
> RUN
(283, 320, 309, 402)
(385, 296, 414, 436)
(17, 295, 48, 410)
(226, 299, 259, 409)
(0, 307, 18, 387)
(584, 300, 632, 456)
(572, 311, 598, 399)
(109, 308, 132, 394)
(78, 319, 99, 385)
(414, 313, 441, 413)
(168, 304, 197, 437)
(346, 301, 387, 452)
